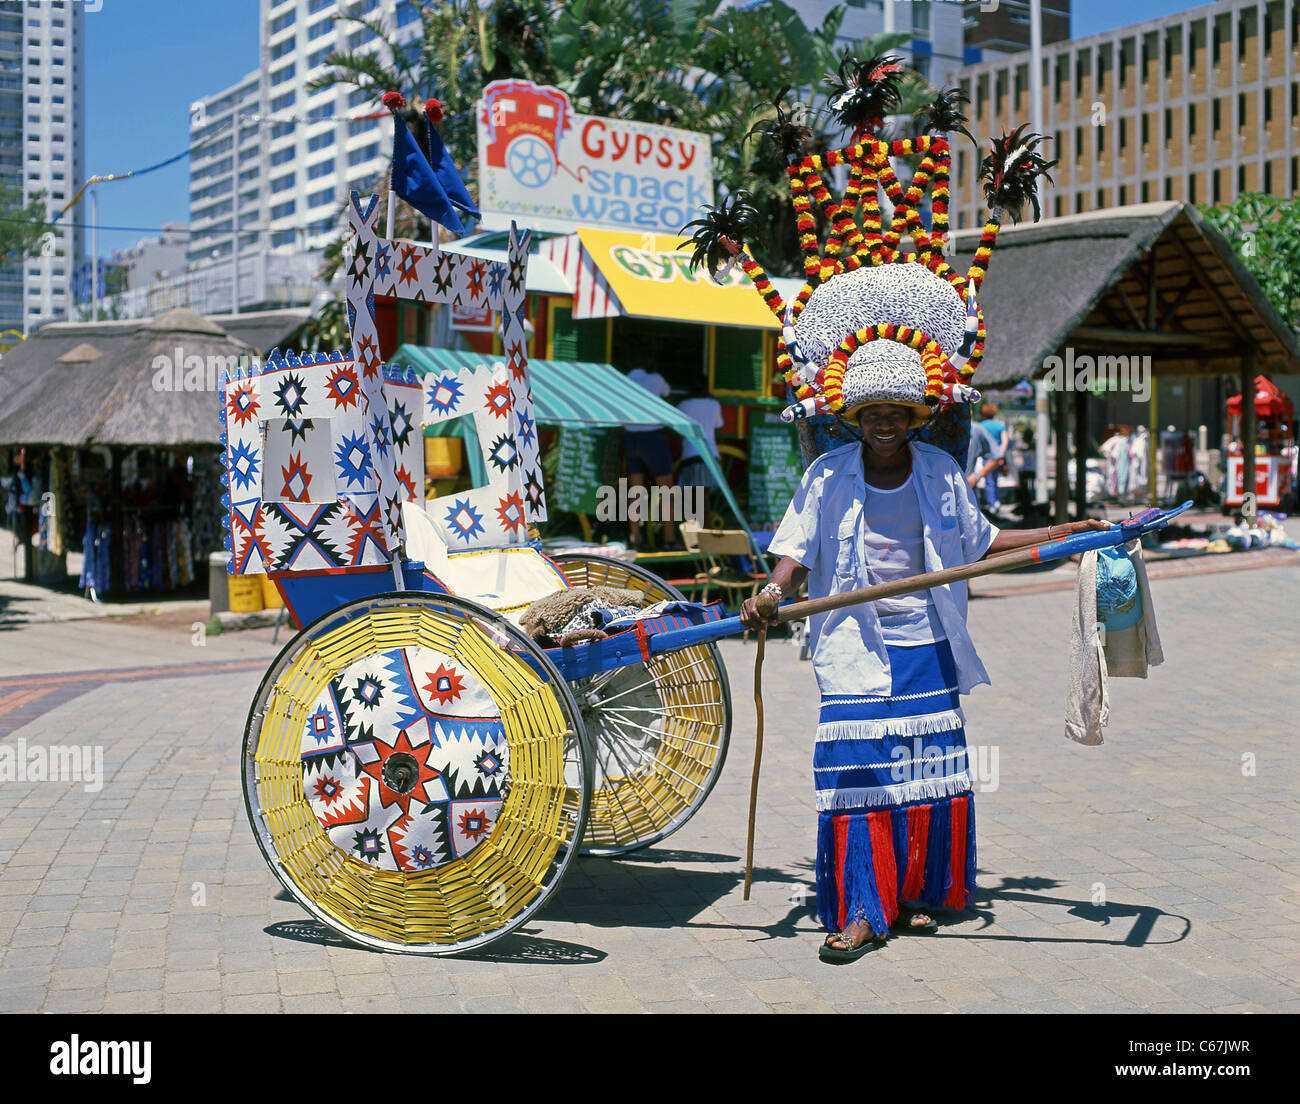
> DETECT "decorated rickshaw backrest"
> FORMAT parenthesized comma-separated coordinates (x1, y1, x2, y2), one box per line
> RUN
(220, 191, 545, 574)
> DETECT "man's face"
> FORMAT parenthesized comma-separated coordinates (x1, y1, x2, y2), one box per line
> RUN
(857, 404, 911, 459)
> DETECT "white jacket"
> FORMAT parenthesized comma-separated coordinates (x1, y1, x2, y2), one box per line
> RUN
(1065, 538, 1164, 745)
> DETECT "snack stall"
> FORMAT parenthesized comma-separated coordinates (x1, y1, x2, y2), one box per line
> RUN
(1226, 375, 1295, 509)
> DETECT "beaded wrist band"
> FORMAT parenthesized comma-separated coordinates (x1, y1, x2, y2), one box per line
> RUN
(759, 582, 783, 601)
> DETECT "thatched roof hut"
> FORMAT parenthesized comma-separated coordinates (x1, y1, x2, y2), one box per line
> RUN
(948, 202, 1300, 388)
(0, 308, 253, 448)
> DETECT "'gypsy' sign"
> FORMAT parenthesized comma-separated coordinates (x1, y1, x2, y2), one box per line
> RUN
(476, 79, 713, 236)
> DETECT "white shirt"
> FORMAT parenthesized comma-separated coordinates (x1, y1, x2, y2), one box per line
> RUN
(860, 473, 945, 644)
(768, 441, 1000, 696)
(677, 397, 723, 461)
(626, 369, 671, 433)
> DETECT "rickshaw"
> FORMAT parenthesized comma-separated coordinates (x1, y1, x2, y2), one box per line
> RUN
(225, 194, 734, 955)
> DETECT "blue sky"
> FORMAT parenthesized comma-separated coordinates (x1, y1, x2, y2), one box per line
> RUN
(84, 0, 1207, 256)
(85, 0, 260, 255)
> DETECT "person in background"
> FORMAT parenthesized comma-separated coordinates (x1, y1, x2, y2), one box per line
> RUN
(966, 416, 998, 515)
(676, 395, 723, 509)
(624, 367, 678, 548)
(976, 402, 1009, 513)
(1016, 422, 1037, 513)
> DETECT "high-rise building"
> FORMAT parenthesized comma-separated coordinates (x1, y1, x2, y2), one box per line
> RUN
(961, 0, 1071, 61)
(746, 1, 968, 86)
(0, 0, 85, 333)
(950, 0, 1299, 228)
(188, 0, 424, 304)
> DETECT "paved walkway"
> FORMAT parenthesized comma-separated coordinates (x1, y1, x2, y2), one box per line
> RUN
(1, 560, 1297, 1012)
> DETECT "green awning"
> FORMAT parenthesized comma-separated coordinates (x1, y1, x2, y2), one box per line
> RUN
(393, 344, 757, 544)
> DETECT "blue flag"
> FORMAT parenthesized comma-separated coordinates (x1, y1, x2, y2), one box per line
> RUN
(425, 118, 480, 222)
(391, 112, 464, 233)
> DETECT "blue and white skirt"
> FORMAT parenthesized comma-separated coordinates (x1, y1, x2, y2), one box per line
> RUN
(814, 639, 977, 937)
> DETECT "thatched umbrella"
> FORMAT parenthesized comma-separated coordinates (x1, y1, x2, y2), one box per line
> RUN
(0, 308, 255, 448)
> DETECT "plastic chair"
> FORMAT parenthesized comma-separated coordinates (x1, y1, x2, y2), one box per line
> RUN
(693, 528, 769, 611)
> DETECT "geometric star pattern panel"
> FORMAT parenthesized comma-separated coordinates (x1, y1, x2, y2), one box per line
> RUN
(345, 190, 546, 543)
(420, 360, 531, 548)
(218, 347, 425, 575)
(297, 645, 510, 872)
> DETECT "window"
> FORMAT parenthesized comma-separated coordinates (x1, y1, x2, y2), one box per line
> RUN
(269, 11, 294, 35)
(1164, 179, 1172, 200)
(271, 200, 296, 220)
(1188, 103, 1196, 135)
(1119, 184, 1127, 205)
(270, 91, 296, 112)
(349, 88, 370, 108)
(271, 147, 295, 166)
(1188, 174, 1197, 204)
(1238, 92, 1246, 128)
(307, 188, 333, 208)
(1096, 188, 1106, 209)
(1237, 165, 1246, 193)
(271, 173, 296, 193)
(307, 159, 332, 180)
(348, 142, 380, 165)
(1213, 97, 1221, 133)
(348, 118, 375, 137)
(271, 122, 294, 139)
(308, 0, 333, 12)
(1119, 117, 1127, 146)
(912, 0, 930, 36)
(1141, 181, 1150, 202)
(397, 1, 420, 28)
(1264, 161, 1272, 192)
(270, 38, 293, 61)
(307, 130, 335, 152)
(1053, 196, 1062, 218)
(271, 63, 295, 85)
(307, 46, 332, 69)
(348, 26, 376, 49)
(1075, 127, 1083, 158)
(1164, 108, 1173, 142)
(271, 230, 296, 248)
(308, 18, 332, 40)
(1264, 88, 1273, 124)
(1098, 122, 1105, 154)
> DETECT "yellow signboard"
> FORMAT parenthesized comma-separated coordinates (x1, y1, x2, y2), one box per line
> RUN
(576, 229, 778, 330)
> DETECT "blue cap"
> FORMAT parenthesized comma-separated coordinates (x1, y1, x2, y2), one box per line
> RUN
(1096, 546, 1142, 632)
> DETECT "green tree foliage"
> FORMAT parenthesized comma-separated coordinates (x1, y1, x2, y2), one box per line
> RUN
(1199, 193, 1300, 334)
(310, 1, 937, 278)
(0, 181, 57, 262)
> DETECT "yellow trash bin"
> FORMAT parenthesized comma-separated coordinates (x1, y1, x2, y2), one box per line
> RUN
(227, 574, 264, 613)
(259, 575, 283, 609)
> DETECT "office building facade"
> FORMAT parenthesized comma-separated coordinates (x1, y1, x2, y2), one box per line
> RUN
(950, 0, 1299, 228)
(0, 0, 84, 333)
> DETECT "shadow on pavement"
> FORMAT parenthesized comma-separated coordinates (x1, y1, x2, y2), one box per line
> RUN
(956, 874, 1193, 947)
(264, 918, 607, 965)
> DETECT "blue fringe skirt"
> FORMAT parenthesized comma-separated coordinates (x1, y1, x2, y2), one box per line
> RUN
(814, 639, 977, 936)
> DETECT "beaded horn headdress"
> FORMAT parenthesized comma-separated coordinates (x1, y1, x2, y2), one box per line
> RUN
(683, 58, 1055, 427)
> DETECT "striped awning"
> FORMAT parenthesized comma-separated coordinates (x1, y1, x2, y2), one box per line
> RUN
(393, 345, 756, 539)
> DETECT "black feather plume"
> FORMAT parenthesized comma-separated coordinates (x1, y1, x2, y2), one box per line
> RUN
(914, 88, 977, 149)
(745, 87, 814, 166)
(823, 53, 906, 134)
(679, 191, 761, 275)
(979, 125, 1058, 223)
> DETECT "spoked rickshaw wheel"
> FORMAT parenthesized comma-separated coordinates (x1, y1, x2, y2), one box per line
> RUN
(242, 590, 592, 956)
(551, 553, 732, 857)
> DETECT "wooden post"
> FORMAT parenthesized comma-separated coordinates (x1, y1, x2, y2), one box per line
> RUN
(1054, 382, 1070, 523)
(1241, 349, 1256, 520)
(110, 447, 123, 597)
(1074, 379, 1089, 519)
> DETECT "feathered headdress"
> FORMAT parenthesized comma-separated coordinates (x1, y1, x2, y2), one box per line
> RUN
(682, 67, 1051, 428)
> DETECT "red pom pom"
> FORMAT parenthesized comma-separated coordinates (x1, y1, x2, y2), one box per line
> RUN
(381, 91, 405, 110)
(424, 99, 444, 125)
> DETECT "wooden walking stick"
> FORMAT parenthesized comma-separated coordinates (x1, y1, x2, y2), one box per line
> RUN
(744, 586, 780, 900)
